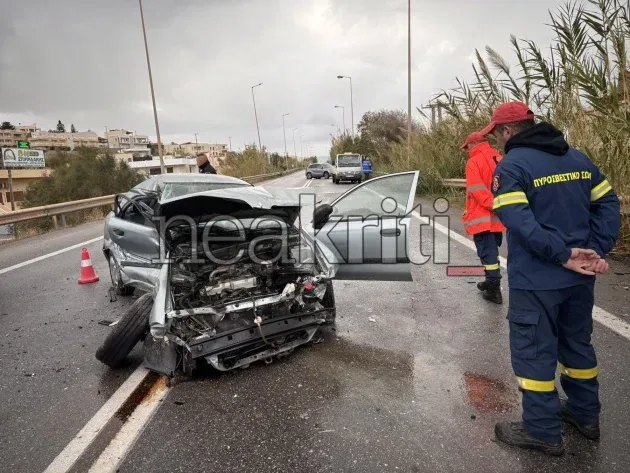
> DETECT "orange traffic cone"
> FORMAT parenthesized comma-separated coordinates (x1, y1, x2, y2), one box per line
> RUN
(78, 248, 99, 284)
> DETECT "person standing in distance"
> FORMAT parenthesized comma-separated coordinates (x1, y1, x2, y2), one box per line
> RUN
(482, 102, 620, 455)
(196, 152, 217, 174)
(461, 131, 506, 304)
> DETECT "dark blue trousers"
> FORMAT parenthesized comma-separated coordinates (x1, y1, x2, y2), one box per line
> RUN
(473, 231, 502, 282)
(508, 281, 600, 444)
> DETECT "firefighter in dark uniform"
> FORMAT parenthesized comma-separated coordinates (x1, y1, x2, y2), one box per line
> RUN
(480, 102, 620, 455)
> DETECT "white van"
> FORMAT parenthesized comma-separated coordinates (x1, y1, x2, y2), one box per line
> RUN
(333, 153, 363, 184)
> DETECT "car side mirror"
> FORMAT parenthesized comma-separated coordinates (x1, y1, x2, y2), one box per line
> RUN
(313, 203, 333, 229)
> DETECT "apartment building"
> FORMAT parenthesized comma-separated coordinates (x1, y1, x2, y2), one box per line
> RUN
(29, 130, 101, 150)
(163, 142, 227, 159)
(105, 129, 149, 150)
(0, 125, 38, 148)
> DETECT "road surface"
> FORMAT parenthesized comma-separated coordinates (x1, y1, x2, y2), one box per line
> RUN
(0, 171, 629, 473)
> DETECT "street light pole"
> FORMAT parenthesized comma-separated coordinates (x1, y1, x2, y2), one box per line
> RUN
(300, 135, 304, 162)
(292, 128, 298, 164)
(337, 75, 354, 138)
(407, 0, 412, 167)
(251, 83, 263, 154)
(194, 133, 198, 153)
(282, 113, 290, 168)
(138, 0, 165, 174)
(228, 136, 232, 151)
(334, 105, 346, 134)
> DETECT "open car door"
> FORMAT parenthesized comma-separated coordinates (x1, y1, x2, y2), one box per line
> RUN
(313, 171, 419, 281)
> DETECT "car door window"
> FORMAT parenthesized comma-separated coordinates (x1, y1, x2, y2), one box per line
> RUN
(331, 172, 417, 219)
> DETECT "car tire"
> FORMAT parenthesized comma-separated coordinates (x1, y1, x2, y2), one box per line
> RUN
(323, 172, 329, 179)
(95, 293, 152, 368)
(109, 255, 135, 296)
(306, 173, 312, 179)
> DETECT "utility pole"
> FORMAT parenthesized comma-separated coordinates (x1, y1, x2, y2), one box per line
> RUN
(421, 102, 443, 128)
(251, 83, 263, 155)
(138, 0, 165, 174)
(282, 113, 290, 168)
(194, 133, 198, 153)
(334, 105, 346, 135)
(300, 135, 304, 162)
(337, 75, 355, 138)
(407, 0, 412, 167)
(228, 136, 232, 151)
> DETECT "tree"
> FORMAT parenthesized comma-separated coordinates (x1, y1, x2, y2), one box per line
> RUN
(70, 124, 77, 133)
(1, 121, 15, 130)
(22, 147, 142, 207)
(56, 120, 66, 133)
(357, 109, 422, 153)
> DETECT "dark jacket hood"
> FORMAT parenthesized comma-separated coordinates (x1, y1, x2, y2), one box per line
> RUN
(504, 122, 569, 156)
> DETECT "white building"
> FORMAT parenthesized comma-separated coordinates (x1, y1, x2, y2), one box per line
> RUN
(163, 142, 227, 159)
(29, 130, 101, 150)
(105, 129, 149, 150)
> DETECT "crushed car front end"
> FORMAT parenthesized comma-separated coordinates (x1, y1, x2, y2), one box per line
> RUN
(143, 188, 337, 376)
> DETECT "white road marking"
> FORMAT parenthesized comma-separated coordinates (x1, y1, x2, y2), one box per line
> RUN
(302, 179, 313, 188)
(0, 236, 104, 275)
(87, 378, 170, 473)
(413, 211, 630, 339)
(43, 366, 151, 473)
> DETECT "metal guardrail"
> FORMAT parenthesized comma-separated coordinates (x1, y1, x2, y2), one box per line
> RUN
(374, 173, 627, 213)
(0, 170, 295, 229)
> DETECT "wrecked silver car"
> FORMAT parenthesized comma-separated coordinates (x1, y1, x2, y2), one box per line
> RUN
(96, 171, 419, 377)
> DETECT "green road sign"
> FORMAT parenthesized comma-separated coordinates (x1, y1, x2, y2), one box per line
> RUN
(17, 141, 30, 149)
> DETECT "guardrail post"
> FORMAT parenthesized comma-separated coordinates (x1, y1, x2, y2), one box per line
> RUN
(51, 215, 58, 230)
(60, 214, 67, 228)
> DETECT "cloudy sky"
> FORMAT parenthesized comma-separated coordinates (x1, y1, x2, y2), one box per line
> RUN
(1, 0, 561, 156)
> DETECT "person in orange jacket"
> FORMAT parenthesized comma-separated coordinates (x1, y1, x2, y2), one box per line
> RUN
(461, 132, 506, 304)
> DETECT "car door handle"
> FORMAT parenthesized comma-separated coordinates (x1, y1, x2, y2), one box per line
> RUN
(112, 228, 125, 236)
(380, 228, 401, 237)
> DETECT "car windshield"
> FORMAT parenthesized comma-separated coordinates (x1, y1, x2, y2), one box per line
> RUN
(159, 182, 250, 200)
(338, 155, 361, 167)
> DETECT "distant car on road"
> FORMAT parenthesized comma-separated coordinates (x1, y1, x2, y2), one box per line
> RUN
(305, 163, 333, 180)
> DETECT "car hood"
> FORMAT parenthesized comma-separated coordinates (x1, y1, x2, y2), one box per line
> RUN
(157, 186, 306, 225)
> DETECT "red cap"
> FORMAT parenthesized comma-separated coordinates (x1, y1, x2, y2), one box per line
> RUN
(459, 131, 486, 150)
(479, 102, 535, 136)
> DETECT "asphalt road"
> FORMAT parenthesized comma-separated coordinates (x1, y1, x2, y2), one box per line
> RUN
(1, 171, 629, 473)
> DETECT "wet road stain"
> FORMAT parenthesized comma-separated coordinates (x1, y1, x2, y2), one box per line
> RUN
(115, 371, 162, 422)
(463, 371, 518, 413)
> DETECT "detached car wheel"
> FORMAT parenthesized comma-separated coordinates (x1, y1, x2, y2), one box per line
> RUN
(108, 256, 135, 296)
(95, 293, 152, 368)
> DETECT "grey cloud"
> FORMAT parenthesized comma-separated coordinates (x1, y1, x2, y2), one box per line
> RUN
(1, 0, 560, 155)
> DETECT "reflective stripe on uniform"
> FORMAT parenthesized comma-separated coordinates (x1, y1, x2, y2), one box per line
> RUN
(517, 377, 555, 392)
(493, 191, 528, 209)
(559, 363, 599, 380)
(484, 263, 500, 271)
(463, 216, 502, 228)
(591, 179, 612, 202)
(467, 184, 488, 192)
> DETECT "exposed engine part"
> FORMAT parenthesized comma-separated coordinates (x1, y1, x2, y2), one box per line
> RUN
(165, 225, 331, 347)
(202, 276, 258, 296)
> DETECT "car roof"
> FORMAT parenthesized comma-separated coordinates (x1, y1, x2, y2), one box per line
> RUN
(132, 173, 250, 191)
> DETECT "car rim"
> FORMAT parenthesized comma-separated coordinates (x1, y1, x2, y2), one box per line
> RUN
(109, 258, 120, 289)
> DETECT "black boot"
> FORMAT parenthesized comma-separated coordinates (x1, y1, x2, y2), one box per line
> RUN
(561, 400, 600, 440)
(481, 280, 503, 304)
(495, 422, 565, 456)
(476, 281, 488, 291)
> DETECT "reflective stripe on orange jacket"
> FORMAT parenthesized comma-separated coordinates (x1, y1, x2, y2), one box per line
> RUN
(463, 142, 506, 235)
